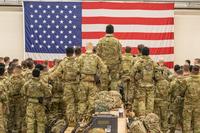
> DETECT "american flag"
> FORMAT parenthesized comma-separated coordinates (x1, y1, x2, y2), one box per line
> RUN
(24, 1, 174, 68)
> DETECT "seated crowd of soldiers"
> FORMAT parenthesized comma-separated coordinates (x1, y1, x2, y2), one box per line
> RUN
(0, 24, 200, 133)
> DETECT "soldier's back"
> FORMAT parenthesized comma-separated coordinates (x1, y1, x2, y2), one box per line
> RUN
(97, 35, 121, 66)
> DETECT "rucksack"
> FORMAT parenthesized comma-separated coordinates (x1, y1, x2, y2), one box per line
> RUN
(80, 54, 98, 75)
(141, 59, 154, 83)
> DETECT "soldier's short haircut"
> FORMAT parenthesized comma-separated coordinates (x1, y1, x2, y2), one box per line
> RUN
(0, 63, 5, 76)
(4, 57, 10, 63)
(75, 47, 82, 56)
(35, 64, 44, 71)
(174, 64, 180, 72)
(176, 69, 183, 75)
(185, 60, 191, 65)
(142, 47, 149, 56)
(194, 58, 200, 64)
(12, 58, 19, 62)
(14, 65, 22, 70)
(32, 69, 40, 77)
(137, 44, 145, 53)
(125, 46, 132, 53)
(189, 65, 193, 72)
(21, 61, 27, 69)
(192, 65, 199, 74)
(27, 60, 34, 69)
(93, 46, 97, 53)
(66, 47, 74, 56)
(106, 24, 114, 34)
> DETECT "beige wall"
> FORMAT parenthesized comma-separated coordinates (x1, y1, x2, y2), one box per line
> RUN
(0, 7, 199, 65)
(174, 10, 200, 65)
(0, 7, 23, 60)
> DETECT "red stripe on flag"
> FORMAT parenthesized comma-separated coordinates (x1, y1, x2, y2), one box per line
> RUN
(126, 47, 173, 55)
(82, 32, 174, 40)
(34, 60, 54, 68)
(82, 2, 174, 10)
(82, 17, 174, 25)
(82, 47, 173, 55)
(164, 62, 174, 69)
(34, 60, 174, 69)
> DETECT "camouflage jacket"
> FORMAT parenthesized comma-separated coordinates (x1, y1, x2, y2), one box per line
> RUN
(130, 56, 157, 87)
(169, 76, 187, 104)
(49, 56, 80, 83)
(184, 75, 200, 106)
(77, 51, 109, 89)
(121, 53, 134, 79)
(8, 74, 25, 97)
(97, 34, 122, 66)
(21, 77, 51, 99)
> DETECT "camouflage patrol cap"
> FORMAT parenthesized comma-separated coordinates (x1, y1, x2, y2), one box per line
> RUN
(88, 128, 106, 133)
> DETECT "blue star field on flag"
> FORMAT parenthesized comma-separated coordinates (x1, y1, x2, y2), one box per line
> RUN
(24, 2, 82, 53)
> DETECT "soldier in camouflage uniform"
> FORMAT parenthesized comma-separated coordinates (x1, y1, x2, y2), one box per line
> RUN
(182, 65, 200, 133)
(0, 64, 8, 133)
(131, 44, 144, 112)
(97, 24, 122, 90)
(154, 67, 170, 133)
(130, 47, 157, 116)
(48, 59, 64, 121)
(158, 59, 172, 81)
(7, 65, 25, 133)
(120, 46, 134, 105)
(49, 47, 80, 127)
(23, 59, 34, 81)
(77, 42, 108, 123)
(21, 69, 51, 133)
(168, 69, 187, 133)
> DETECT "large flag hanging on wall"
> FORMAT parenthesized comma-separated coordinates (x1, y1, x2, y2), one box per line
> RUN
(23, 1, 174, 68)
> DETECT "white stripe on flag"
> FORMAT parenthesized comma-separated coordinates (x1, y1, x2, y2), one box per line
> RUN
(82, 24, 174, 33)
(82, 9, 174, 18)
(82, 39, 174, 48)
(25, 52, 174, 62)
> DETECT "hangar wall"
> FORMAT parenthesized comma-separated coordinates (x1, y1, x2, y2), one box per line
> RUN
(0, 6, 199, 66)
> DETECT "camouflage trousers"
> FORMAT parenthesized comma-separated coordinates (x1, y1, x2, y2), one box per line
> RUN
(168, 101, 184, 133)
(121, 79, 134, 105)
(107, 64, 120, 91)
(0, 102, 6, 133)
(154, 100, 169, 133)
(8, 97, 23, 133)
(182, 105, 200, 133)
(78, 81, 97, 123)
(48, 97, 64, 118)
(63, 83, 79, 127)
(135, 86, 155, 116)
(26, 102, 46, 133)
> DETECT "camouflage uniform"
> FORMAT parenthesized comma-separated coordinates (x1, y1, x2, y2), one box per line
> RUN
(161, 66, 172, 81)
(50, 56, 80, 127)
(77, 51, 108, 122)
(22, 69, 32, 82)
(0, 77, 9, 133)
(168, 76, 187, 133)
(21, 77, 51, 133)
(8, 74, 25, 133)
(182, 75, 200, 133)
(48, 65, 64, 120)
(154, 67, 170, 133)
(97, 34, 122, 90)
(120, 53, 134, 104)
(130, 56, 157, 116)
